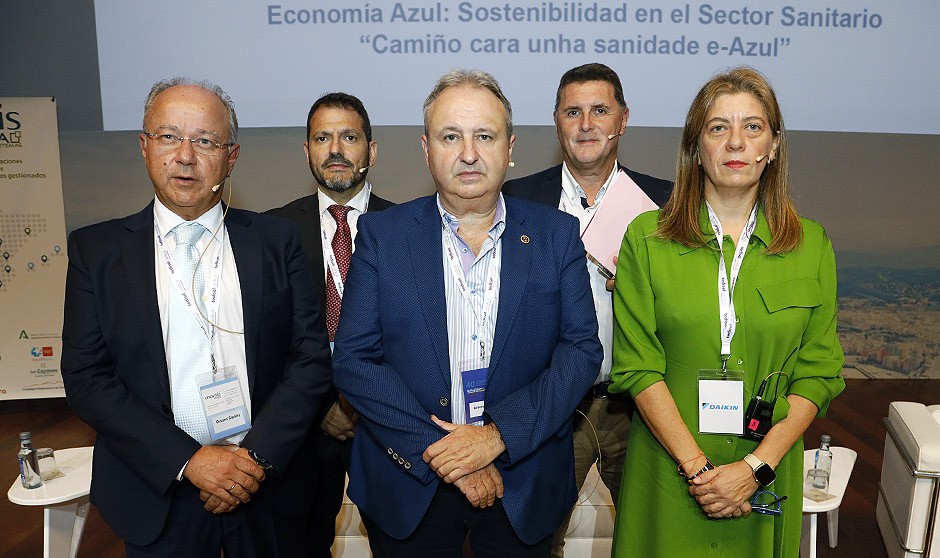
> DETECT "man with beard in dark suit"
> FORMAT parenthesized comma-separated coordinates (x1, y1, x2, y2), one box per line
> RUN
(268, 92, 392, 557)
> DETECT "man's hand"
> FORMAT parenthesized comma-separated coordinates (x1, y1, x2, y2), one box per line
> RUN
(688, 460, 757, 518)
(453, 464, 504, 508)
(423, 415, 506, 483)
(320, 395, 358, 441)
(183, 445, 265, 514)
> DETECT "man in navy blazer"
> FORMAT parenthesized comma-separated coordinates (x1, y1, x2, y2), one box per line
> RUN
(502, 62, 672, 557)
(267, 92, 393, 557)
(61, 79, 332, 557)
(332, 69, 602, 557)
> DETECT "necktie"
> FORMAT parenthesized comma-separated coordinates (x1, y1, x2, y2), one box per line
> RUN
(326, 205, 353, 341)
(167, 222, 212, 444)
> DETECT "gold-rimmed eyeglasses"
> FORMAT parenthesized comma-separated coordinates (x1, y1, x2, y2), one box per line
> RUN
(143, 132, 234, 155)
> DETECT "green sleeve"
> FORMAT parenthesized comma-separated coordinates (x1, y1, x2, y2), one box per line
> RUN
(787, 223, 846, 416)
(610, 213, 666, 399)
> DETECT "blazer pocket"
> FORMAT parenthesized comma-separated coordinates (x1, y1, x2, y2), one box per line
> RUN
(262, 288, 292, 312)
(756, 278, 821, 313)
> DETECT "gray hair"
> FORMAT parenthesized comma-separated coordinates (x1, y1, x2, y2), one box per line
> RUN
(422, 69, 513, 138)
(143, 77, 239, 142)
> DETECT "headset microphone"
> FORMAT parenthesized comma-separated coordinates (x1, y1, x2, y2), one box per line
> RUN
(211, 178, 226, 193)
(358, 165, 370, 174)
(607, 134, 619, 140)
(755, 154, 769, 162)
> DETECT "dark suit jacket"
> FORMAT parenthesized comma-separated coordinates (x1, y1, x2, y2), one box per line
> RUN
(502, 163, 672, 209)
(266, 190, 394, 416)
(266, 191, 394, 321)
(61, 203, 332, 546)
(332, 195, 603, 544)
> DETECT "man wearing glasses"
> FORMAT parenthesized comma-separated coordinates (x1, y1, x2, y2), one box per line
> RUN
(61, 78, 332, 557)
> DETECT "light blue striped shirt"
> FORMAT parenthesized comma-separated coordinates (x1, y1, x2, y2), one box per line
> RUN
(437, 194, 506, 425)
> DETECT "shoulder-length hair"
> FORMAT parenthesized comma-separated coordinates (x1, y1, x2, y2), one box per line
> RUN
(657, 66, 801, 254)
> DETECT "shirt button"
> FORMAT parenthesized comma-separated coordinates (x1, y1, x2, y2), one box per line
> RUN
(711, 543, 718, 549)
(439, 397, 449, 407)
(471, 334, 478, 341)
(461, 248, 468, 253)
(727, 438, 734, 444)
(737, 359, 744, 365)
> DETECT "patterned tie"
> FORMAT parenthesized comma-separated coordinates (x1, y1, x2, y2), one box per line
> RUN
(167, 222, 212, 444)
(326, 205, 353, 341)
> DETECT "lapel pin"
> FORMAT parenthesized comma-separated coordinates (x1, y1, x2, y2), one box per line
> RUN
(520, 234, 530, 244)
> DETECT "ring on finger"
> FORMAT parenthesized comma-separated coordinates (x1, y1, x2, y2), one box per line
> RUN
(230, 483, 237, 492)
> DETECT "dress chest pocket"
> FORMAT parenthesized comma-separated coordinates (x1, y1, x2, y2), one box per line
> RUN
(756, 278, 821, 313)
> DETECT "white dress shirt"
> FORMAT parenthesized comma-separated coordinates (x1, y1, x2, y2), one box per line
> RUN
(153, 197, 250, 445)
(559, 161, 620, 385)
(317, 182, 372, 277)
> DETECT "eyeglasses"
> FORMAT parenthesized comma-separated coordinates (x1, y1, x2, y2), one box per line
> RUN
(143, 132, 233, 155)
(750, 490, 787, 515)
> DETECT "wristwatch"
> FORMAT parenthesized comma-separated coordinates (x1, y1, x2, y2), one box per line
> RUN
(246, 448, 274, 471)
(743, 453, 776, 486)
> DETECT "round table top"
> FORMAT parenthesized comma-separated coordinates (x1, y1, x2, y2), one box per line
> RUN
(802, 445, 857, 513)
(7, 446, 93, 506)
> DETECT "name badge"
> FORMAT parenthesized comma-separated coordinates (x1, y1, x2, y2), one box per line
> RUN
(197, 366, 250, 442)
(698, 368, 744, 435)
(461, 367, 487, 426)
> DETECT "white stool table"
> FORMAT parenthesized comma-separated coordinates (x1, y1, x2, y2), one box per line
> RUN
(800, 446, 857, 558)
(7, 446, 94, 558)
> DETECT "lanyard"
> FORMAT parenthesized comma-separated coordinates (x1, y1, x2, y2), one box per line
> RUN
(441, 223, 500, 362)
(154, 221, 224, 366)
(320, 195, 370, 300)
(704, 201, 758, 369)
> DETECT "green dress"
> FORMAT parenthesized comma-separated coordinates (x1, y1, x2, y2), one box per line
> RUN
(609, 207, 845, 557)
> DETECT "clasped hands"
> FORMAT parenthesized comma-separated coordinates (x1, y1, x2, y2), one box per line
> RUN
(422, 415, 506, 508)
(687, 460, 759, 519)
(183, 445, 266, 514)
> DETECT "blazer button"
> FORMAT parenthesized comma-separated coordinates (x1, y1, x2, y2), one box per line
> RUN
(398, 457, 405, 465)
(392, 452, 399, 460)
(161, 404, 171, 415)
(405, 462, 412, 469)
(439, 397, 449, 407)
(387, 447, 394, 455)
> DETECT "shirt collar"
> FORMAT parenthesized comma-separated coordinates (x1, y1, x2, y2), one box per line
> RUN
(560, 160, 619, 206)
(153, 196, 223, 241)
(317, 181, 372, 217)
(696, 203, 773, 247)
(436, 193, 507, 241)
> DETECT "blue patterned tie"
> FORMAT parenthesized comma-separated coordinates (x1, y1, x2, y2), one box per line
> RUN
(167, 222, 212, 444)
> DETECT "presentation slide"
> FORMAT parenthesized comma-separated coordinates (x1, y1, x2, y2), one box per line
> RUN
(95, 0, 939, 133)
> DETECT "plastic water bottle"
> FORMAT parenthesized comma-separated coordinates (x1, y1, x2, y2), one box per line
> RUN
(812, 434, 833, 489)
(17, 432, 43, 489)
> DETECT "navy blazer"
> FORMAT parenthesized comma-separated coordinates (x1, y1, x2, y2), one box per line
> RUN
(332, 195, 603, 544)
(61, 203, 332, 545)
(502, 163, 672, 209)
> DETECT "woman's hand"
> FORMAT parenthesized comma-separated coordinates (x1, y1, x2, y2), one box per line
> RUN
(688, 460, 757, 518)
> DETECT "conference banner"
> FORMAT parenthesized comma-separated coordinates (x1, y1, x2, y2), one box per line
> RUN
(94, 0, 939, 133)
(0, 98, 68, 400)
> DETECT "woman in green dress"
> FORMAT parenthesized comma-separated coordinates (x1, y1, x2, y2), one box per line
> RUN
(609, 67, 845, 557)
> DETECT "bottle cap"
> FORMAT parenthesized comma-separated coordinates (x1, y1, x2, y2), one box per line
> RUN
(821, 434, 831, 443)
(19, 432, 31, 441)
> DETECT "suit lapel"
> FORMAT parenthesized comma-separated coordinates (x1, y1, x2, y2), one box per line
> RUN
(542, 165, 565, 206)
(226, 208, 262, 391)
(119, 204, 170, 394)
(408, 198, 451, 385)
(489, 200, 531, 374)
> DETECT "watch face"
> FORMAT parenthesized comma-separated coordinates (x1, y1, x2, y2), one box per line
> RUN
(755, 463, 776, 486)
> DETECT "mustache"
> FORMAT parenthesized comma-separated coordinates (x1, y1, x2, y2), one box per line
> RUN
(321, 154, 354, 169)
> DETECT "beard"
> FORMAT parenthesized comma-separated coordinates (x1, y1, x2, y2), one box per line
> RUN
(310, 154, 366, 193)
